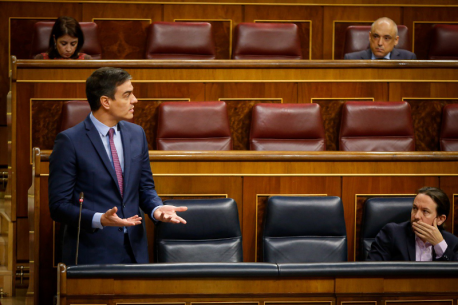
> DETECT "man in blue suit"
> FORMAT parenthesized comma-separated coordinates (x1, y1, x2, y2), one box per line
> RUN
(49, 67, 187, 265)
(344, 17, 416, 60)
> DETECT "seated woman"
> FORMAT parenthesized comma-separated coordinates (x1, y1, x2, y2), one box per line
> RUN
(35, 16, 91, 60)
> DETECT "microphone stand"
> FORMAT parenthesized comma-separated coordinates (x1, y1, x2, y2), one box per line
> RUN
(75, 192, 84, 265)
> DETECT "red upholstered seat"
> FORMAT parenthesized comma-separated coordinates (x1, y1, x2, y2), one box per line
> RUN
(250, 103, 326, 151)
(31, 21, 102, 59)
(232, 23, 302, 60)
(144, 22, 216, 59)
(440, 104, 458, 151)
(156, 102, 232, 150)
(58, 100, 134, 133)
(339, 101, 415, 152)
(343, 25, 410, 55)
(57, 101, 91, 133)
(428, 24, 458, 60)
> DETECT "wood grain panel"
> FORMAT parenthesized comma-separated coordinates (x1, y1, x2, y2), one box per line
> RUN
(94, 19, 151, 59)
(342, 176, 439, 261)
(384, 300, 452, 305)
(403, 7, 458, 59)
(82, 4, 161, 59)
(338, 300, 377, 305)
(243, 176, 341, 262)
(389, 82, 458, 101)
(323, 7, 402, 59)
(244, 5, 323, 59)
(10, 18, 57, 60)
(16, 217, 29, 262)
(82, 3, 161, 21)
(439, 176, 458, 235)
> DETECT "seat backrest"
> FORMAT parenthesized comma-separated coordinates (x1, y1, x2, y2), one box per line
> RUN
(263, 196, 347, 263)
(57, 100, 91, 133)
(360, 197, 414, 260)
(339, 101, 415, 151)
(232, 23, 302, 60)
(440, 104, 458, 151)
(343, 25, 410, 55)
(31, 21, 102, 59)
(155, 198, 242, 262)
(156, 101, 232, 150)
(250, 103, 326, 151)
(428, 24, 458, 60)
(144, 22, 216, 59)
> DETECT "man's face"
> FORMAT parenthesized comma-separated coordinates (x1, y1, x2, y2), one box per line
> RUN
(369, 21, 399, 58)
(108, 80, 137, 122)
(411, 194, 443, 226)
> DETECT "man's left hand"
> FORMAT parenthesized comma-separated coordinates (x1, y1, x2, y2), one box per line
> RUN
(412, 218, 444, 245)
(154, 205, 187, 224)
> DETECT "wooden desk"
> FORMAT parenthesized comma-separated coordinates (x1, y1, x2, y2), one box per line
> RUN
(29, 149, 458, 305)
(56, 262, 458, 305)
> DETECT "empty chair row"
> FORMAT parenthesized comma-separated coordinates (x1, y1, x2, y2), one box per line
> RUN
(154, 195, 414, 262)
(32, 21, 458, 60)
(57, 100, 458, 152)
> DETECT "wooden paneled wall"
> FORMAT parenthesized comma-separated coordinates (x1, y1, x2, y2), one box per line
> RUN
(30, 150, 458, 305)
(3, 1, 458, 165)
(11, 61, 458, 270)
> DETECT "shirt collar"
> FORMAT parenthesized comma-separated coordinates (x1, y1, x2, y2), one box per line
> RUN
(415, 234, 432, 248)
(89, 112, 119, 136)
(371, 51, 391, 60)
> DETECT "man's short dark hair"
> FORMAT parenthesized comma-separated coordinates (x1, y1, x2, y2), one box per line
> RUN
(86, 67, 132, 111)
(417, 186, 450, 218)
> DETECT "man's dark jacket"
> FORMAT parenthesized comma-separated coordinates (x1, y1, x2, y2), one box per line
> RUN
(344, 48, 417, 60)
(367, 221, 458, 261)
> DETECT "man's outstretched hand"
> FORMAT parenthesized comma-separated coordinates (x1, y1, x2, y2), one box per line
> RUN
(154, 205, 187, 224)
(101, 206, 142, 227)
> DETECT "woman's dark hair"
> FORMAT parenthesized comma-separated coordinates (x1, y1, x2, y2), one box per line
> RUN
(47, 16, 84, 59)
(417, 186, 450, 219)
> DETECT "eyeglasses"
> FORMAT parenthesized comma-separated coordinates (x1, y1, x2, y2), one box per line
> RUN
(371, 33, 393, 42)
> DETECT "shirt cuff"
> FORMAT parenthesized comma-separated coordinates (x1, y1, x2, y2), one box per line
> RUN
(92, 212, 104, 230)
(434, 239, 448, 258)
(151, 206, 161, 222)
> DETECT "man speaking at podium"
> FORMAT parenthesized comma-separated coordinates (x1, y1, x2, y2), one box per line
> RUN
(49, 67, 187, 265)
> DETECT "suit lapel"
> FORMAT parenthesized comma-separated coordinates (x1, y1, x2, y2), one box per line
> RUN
(362, 49, 372, 59)
(120, 121, 131, 199)
(405, 222, 416, 261)
(390, 48, 400, 59)
(85, 116, 121, 196)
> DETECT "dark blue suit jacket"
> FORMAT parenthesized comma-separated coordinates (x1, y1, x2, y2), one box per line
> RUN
(367, 221, 458, 261)
(344, 48, 417, 60)
(49, 115, 162, 265)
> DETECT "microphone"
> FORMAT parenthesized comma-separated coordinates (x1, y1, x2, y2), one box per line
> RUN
(75, 192, 84, 265)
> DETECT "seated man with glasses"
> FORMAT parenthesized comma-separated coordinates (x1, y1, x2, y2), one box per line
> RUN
(344, 17, 417, 60)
